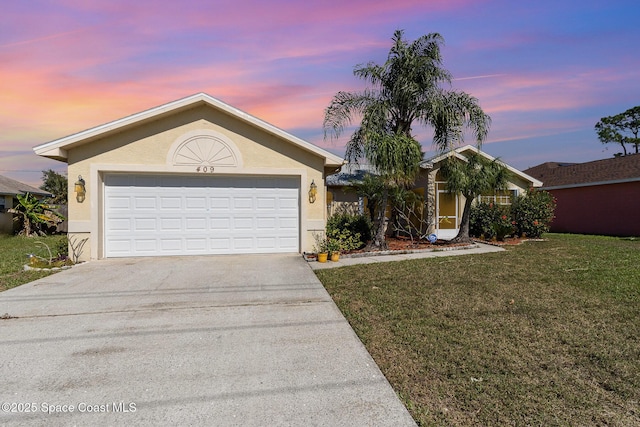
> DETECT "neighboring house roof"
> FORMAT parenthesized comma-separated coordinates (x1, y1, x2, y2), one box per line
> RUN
(326, 163, 378, 186)
(422, 145, 543, 187)
(33, 92, 344, 167)
(524, 154, 640, 189)
(0, 174, 50, 197)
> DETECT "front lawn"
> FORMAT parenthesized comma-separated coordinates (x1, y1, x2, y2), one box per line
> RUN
(0, 235, 68, 292)
(315, 234, 640, 426)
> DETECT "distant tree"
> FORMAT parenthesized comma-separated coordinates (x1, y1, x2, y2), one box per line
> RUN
(324, 30, 490, 249)
(595, 106, 640, 156)
(439, 153, 510, 243)
(40, 169, 68, 204)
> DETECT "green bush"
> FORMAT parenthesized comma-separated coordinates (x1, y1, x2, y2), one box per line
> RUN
(55, 235, 69, 257)
(470, 202, 495, 238)
(511, 189, 556, 238)
(492, 204, 515, 241)
(470, 202, 515, 240)
(326, 213, 373, 251)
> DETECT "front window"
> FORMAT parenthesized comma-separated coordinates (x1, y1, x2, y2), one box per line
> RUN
(478, 189, 517, 205)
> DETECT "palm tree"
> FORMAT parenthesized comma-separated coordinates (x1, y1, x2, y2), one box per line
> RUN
(324, 30, 491, 249)
(439, 153, 510, 243)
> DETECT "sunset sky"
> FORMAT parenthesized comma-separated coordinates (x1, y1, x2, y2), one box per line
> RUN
(2, 0, 639, 186)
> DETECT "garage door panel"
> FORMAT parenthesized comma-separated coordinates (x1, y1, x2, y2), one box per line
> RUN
(278, 237, 298, 249)
(186, 197, 206, 209)
(160, 239, 182, 251)
(210, 197, 230, 209)
(257, 217, 276, 229)
(160, 197, 182, 209)
(134, 218, 157, 231)
(135, 239, 158, 252)
(279, 197, 298, 210)
(186, 238, 207, 251)
(108, 196, 131, 210)
(257, 237, 276, 248)
(160, 217, 182, 231)
(134, 197, 156, 210)
(279, 217, 298, 229)
(257, 197, 276, 209)
(233, 237, 254, 250)
(105, 174, 299, 257)
(234, 198, 253, 209)
(108, 239, 132, 253)
(234, 217, 254, 230)
(185, 217, 207, 231)
(107, 218, 132, 232)
(210, 237, 232, 250)
(211, 218, 230, 230)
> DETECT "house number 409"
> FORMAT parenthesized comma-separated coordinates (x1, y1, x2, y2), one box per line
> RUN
(196, 166, 214, 173)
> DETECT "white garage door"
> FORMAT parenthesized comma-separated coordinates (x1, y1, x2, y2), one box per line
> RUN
(104, 174, 299, 257)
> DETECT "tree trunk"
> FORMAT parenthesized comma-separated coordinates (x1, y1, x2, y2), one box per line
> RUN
(385, 206, 399, 238)
(366, 189, 389, 251)
(621, 142, 628, 156)
(450, 196, 473, 243)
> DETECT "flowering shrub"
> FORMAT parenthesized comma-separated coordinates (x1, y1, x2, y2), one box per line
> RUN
(470, 202, 514, 240)
(511, 189, 556, 238)
(492, 207, 516, 241)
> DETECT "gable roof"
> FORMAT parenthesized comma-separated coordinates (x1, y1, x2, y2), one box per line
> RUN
(33, 93, 344, 167)
(0, 174, 50, 197)
(523, 154, 640, 189)
(422, 145, 543, 187)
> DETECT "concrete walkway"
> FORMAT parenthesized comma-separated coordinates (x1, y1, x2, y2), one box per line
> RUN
(0, 254, 415, 426)
(310, 242, 505, 270)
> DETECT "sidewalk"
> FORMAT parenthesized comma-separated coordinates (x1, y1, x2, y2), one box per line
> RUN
(309, 242, 504, 270)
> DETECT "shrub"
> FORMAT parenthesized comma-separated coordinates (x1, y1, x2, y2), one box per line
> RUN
(470, 202, 495, 238)
(492, 204, 515, 241)
(55, 234, 69, 257)
(326, 213, 373, 251)
(511, 188, 556, 238)
(470, 202, 515, 240)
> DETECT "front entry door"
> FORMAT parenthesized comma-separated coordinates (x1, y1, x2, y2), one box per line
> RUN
(437, 190, 458, 238)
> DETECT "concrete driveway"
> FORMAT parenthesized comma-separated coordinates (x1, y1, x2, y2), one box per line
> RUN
(0, 255, 415, 426)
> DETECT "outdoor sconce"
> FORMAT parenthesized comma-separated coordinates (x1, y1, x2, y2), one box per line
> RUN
(308, 180, 317, 204)
(74, 175, 86, 203)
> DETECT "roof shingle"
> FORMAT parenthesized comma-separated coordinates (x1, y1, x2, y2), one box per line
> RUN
(0, 174, 50, 196)
(523, 154, 640, 188)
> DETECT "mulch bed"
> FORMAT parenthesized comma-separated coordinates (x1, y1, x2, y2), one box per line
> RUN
(303, 235, 541, 261)
(348, 236, 472, 253)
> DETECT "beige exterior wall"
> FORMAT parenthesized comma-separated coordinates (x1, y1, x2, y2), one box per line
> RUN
(66, 105, 329, 260)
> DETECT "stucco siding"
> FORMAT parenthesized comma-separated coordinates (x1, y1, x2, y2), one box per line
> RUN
(64, 105, 329, 259)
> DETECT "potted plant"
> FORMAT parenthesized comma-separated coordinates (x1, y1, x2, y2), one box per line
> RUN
(313, 232, 329, 263)
(327, 238, 341, 262)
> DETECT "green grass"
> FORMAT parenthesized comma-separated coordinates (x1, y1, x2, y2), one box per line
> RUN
(0, 234, 68, 292)
(315, 234, 640, 426)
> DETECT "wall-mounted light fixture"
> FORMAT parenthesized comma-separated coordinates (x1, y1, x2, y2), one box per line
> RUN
(308, 180, 317, 203)
(74, 175, 86, 203)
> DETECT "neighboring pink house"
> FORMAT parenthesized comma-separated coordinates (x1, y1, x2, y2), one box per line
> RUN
(524, 154, 640, 237)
